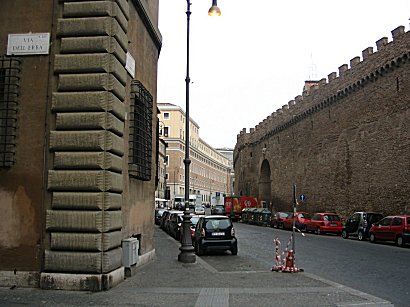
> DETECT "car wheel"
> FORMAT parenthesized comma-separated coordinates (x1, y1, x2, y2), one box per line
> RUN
(195, 241, 204, 256)
(278, 223, 283, 229)
(341, 230, 348, 239)
(396, 236, 404, 247)
(316, 227, 321, 235)
(369, 233, 376, 243)
(231, 242, 238, 255)
(357, 230, 365, 241)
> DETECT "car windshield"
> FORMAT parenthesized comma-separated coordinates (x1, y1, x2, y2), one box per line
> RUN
(279, 212, 289, 218)
(324, 215, 341, 221)
(298, 213, 310, 219)
(205, 218, 231, 230)
(190, 217, 200, 225)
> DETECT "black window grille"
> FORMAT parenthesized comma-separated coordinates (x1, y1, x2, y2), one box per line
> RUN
(0, 56, 20, 167)
(129, 80, 153, 181)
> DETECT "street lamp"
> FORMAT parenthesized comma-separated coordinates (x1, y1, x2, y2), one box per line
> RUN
(178, 0, 221, 263)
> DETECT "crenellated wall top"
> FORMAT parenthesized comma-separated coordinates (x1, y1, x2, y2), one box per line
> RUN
(236, 25, 409, 150)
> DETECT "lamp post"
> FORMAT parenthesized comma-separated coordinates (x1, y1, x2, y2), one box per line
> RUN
(178, 0, 221, 263)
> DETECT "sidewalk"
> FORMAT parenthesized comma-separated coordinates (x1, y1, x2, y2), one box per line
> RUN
(0, 228, 393, 306)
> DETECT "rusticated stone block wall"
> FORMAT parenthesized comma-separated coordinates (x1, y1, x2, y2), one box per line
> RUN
(46, 0, 129, 274)
(234, 26, 410, 217)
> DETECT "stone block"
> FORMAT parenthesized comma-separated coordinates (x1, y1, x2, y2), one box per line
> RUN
(58, 73, 126, 101)
(63, 1, 128, 32)
(43, 248, 122, 274)
(46, 209, 122, 232)
(53, 152, 123, 172)
(56, 112, 124, 136)
(60, 37, 126, 65)
(49, 130, 124, 156)
(50, 231, 122, 251)
(52, 91, 125, 120)
(52, 192, 122, 210)
(57, 17, 128, 51)
(55, 54, 127, 85)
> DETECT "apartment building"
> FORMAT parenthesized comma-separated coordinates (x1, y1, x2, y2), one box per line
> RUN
(158, 103, 230, 206)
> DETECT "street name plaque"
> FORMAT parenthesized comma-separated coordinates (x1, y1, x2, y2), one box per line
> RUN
(7, 33, 50, 55)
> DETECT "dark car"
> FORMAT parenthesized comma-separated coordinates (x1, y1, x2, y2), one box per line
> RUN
(369, 215, 410, 247)
(270, 212, 291, 228)
(155, 209, 166, 225)
(168, 212, 184, 239)
(193, 215, 237, 256)
(211, 204, 225, 215)
(342, 211, 384, 241)
(160, 210, 182, 232)
(159, 210, 171, 230)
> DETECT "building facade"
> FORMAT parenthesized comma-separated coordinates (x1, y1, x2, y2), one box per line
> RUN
(216, 148, 235, 197)
(157, 103, 230, 206)
(0, 0, 162, 290)
(234, 26, 409, 217)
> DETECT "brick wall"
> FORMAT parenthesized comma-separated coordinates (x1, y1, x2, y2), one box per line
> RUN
(234, 26, 410, 217)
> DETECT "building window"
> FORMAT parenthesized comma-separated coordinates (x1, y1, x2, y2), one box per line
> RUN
(164, 126, 169, 137)
(129, 80, 153, 181)
(0, 56, 20, 168)
(164, 112, 170, 119)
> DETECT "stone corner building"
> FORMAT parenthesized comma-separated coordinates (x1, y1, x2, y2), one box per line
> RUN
(234, 26, 409, 217)
(0, 0, 161, 290)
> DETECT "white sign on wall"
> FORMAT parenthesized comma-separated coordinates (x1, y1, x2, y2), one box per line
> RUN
(7, 33, 50, 55)
(125, 52, 136, 78)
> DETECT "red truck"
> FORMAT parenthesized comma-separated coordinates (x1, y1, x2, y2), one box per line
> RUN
(224, 196, 259, 221)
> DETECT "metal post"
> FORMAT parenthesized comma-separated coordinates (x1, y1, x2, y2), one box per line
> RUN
(178, 0, 196, 263)
(292, 184, 296, 255)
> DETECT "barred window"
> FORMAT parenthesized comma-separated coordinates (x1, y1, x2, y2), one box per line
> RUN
(0, 56, 20, 167)
(129, 80, 153, 181)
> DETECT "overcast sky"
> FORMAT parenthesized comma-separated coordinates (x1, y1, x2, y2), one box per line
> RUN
(157, 0, 409, 149)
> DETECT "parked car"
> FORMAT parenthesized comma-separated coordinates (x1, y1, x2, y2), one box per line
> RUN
(179, 214, 201, 242)
(270, 212, 291, 228)
(194, 204, 205, 215)
(369, 215, 410, 247)
(159, 210, 171, 230)
(161, 210, 183, 233)
(283, 212, 311, 231)
(211, 204, 225, 215)
(342, 212, 384, 241)
(193, 215, 237, 256)
(168, 212, 184, 239)
(155, 209, 166, 225)
(305, 213, 343, 235)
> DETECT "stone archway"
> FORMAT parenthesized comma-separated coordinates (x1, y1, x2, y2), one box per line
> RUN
(259, 159, 271, 209)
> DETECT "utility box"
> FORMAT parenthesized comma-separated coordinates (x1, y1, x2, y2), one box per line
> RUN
(122, 238, 139, 268)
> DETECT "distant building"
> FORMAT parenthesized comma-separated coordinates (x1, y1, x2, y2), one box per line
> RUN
(158, 103, 230, 206)
(216, 148, 235, 196)
(155, 111, 169, 203)
(0, 0, 162, 291)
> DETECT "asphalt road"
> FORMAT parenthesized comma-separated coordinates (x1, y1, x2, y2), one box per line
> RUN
(233, 222, 410, 307)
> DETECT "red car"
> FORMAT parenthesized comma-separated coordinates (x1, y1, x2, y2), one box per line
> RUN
(305, 213, 343, 235)
(270, 211, 291, 229)
(369, 215, 410, 247)
(283, 212, 311, 231)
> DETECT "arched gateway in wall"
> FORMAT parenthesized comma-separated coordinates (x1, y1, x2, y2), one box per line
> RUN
(259, 159, 271, 209)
